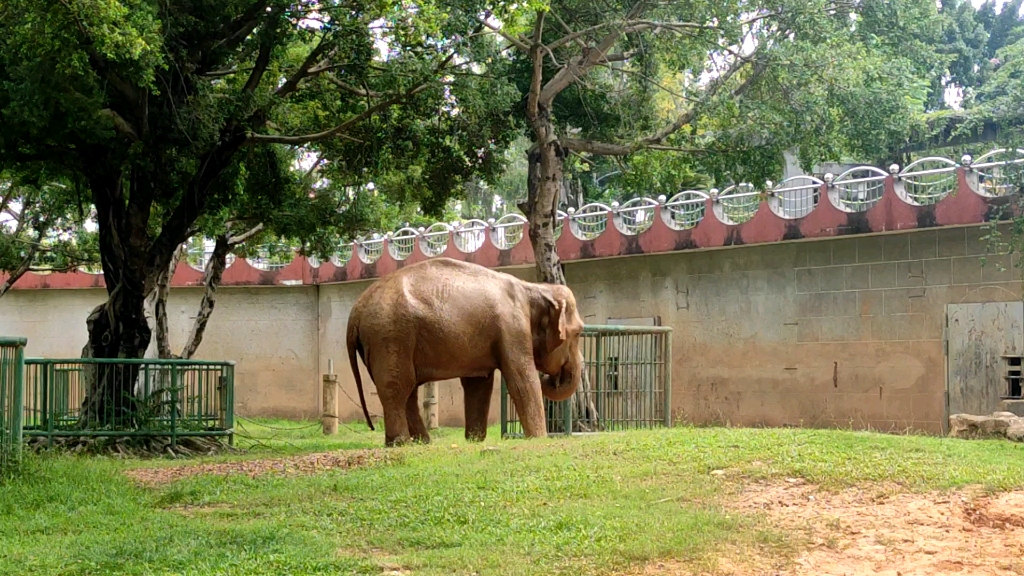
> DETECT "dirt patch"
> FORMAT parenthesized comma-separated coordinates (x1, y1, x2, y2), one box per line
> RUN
(633, 479, 1024, 576)
(123, 448, 396, 486)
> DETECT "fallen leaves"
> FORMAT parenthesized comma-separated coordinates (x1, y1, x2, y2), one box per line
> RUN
(123, 448, 396, 486)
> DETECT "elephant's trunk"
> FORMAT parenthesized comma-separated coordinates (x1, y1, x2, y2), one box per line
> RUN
(540, 362, 580, 402)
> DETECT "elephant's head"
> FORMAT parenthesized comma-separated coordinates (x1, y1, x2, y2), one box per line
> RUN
(532, 284, 585, 402)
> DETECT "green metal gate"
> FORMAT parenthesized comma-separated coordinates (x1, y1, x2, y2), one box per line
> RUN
(0, 338, 26, 476)
(501, 325, 673, 437)
(22, 357, 235, 446)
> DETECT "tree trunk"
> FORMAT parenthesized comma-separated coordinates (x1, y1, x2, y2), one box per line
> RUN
(521, 139, 567, 285)
(79, 172, 160, 426)
(521, 122, 599, 433)
(79, 283, 152, 426)
(152, 245, 186, 359)
(180, 235, 231, 359)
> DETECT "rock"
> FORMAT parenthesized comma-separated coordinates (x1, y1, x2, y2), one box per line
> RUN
(949, 413, 1024, 440)
(1008, 422, 1024, 442)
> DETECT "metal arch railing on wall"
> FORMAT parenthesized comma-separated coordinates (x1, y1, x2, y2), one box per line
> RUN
(30, 148, 1024, 275)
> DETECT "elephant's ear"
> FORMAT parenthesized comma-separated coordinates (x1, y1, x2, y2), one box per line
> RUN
(556, 299, 568, 341)
(541, 293, 569, 353)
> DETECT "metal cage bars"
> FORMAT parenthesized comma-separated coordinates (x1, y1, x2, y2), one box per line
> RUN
(21, 357, 235, 447)
(0, 338, 26, 476)
(500, 325, 673, 438)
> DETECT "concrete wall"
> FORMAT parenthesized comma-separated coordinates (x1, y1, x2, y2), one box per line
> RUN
(1, 224, 1019, 433)
(565, 224, 1021, 433)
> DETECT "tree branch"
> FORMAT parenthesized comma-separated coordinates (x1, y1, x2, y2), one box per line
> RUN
(324, 74, 382, 98)
(248, 84, 430, 145)
(638, 52, 760, 147)
(243, 38, 274, 93)
(98, 109, 140, 141)
(227, 222, 264, 245)
(599, 51, 635, 63)
(526, 10, 547, 124)
(179, 225, 252, 359)
(477, 15, 530, 52)
(561, 138, 704, 156)
(145, 129, 249, 283)
(0, 227, 43, 298)
(153, 244, 185, 359)
(250, 35, 468, 146)
(202, 67, 252, 78)
(537, 2, 650, 104)
(275, 36, 336, 99)
(199, 0, 274, 73)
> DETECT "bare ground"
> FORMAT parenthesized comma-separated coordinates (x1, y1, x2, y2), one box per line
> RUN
(633, 478, 1024, 576)
(122, 448, 396, 486)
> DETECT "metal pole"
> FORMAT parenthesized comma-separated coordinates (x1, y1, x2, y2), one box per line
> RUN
(226, 364, 235, 446)
(595, 334, 604, 430)
(170, 364, 178, 448)
(45, 364, 53, 448)
(12, 344, 24, 462)
(500, 377, 508, 438)
(562, 395, 573, 436)
(664, 330, 673, 428)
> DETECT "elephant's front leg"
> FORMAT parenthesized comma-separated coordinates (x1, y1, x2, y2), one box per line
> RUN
(461, 373, 494, 442)
(502, 362, 547, 439)
(405, 387, 430, 444)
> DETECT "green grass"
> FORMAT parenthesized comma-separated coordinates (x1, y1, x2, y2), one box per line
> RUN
(1, 422, 1023, 575)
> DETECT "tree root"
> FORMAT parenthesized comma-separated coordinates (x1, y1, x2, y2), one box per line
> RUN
(24, 435, 240, 459)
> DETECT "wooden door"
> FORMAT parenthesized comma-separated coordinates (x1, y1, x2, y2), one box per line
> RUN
(946, 302, 1024, 427)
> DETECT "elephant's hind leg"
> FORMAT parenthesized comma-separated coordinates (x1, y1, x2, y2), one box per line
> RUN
(369, 350, 417, 447)
(405, 388, 430, 444)
(461, 374, 494, 442)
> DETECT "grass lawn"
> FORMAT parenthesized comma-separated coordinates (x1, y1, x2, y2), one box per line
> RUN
(1, 420, 1023, 575)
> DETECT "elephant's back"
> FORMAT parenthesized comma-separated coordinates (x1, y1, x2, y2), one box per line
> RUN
(356, 256, 525, 334)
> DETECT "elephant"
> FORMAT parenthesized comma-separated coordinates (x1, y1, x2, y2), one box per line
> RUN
(346, 257, 585, 446)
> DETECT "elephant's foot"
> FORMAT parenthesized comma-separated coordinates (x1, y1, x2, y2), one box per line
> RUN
(384, 433, 414, 447)
(464, 428, 487, 442)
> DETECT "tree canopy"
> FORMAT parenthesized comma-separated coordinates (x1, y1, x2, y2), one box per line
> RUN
(0, 0, 519, 368)
(904, 0, 1024, 152)
(0, 169, 99, 297)
(462, 0, 949, 285)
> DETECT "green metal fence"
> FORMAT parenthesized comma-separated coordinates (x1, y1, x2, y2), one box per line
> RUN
(22, 358, 235, 446)
(501, 325, 673, 438)
(0, 338, 26, 475)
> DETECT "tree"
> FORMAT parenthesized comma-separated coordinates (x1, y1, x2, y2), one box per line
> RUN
(901, 0, 1024, 154)
(480, 0, 945, 285)
(0, 170, 98, 298)
(0, 0, 516, 424)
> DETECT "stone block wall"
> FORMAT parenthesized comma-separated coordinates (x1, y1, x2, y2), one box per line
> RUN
(565, 224, 1021, 433)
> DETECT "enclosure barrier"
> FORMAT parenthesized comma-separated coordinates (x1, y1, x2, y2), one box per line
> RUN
(22, 358, 235, 446)
(0, 338, 26, 475)
(501, 325, 673, 438)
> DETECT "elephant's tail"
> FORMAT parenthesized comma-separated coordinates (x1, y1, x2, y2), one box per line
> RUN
(347, 321, 375, 431)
